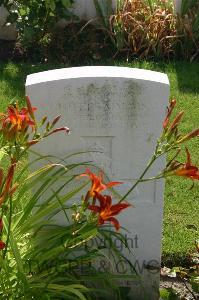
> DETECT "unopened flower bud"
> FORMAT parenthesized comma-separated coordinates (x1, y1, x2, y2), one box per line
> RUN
(177, 128, 199, 144)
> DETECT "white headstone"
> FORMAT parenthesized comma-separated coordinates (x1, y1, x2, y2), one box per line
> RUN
(72, 0, 116, 20)
(173, 0, 182, 14)
(26, 66, 169, 299)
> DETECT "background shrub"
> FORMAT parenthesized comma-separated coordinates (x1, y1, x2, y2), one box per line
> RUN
(0, 0, 75, 54)
(108, 0, 199, 61)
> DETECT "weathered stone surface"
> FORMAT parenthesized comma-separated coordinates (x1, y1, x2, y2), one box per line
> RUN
(173, 0, 182, 13)
(72, 0, 116, 20)
(26, 66, 170, 299)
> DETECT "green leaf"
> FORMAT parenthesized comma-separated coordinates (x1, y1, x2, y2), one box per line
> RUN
(19, 8, 27, 16)
(159, 288, 179, 300)
(0, 148, 6, 162)
(181, 0, 198, 15)
(45, 0, 56, 11)
(61, 0, 71, 9)
(3, 217, 29, 289)
(190, 276, 199, 293)
(19, 181, 88, 233)
(93, 0, 113, 29)
(48, 284, 88, 300)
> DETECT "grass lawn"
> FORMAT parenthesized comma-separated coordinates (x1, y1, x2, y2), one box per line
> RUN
(0, 60, 198, 264)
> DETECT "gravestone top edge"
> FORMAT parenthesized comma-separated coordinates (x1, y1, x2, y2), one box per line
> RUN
(26, 66, 169, 87)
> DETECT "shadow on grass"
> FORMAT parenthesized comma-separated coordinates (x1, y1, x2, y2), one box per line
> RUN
(0, 62, 71, 109)
(1, 58, 199, 95)
(172, 60, 199, 94)
(0, 62, 67, 89)
(111, 58, 199, 94)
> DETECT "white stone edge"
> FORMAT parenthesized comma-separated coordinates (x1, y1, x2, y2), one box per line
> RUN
(26, 66, 169, 87)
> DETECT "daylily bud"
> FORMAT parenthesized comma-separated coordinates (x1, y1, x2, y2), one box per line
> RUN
(177, 128, 199, 144)
(41, 116, 47, 126)
(51, 115, 61, 127)
(46, 122, 50, 131)
(73, 212, 81, 222)
(169, 111, 184, 131)
(166, 124, 178, 141)
(45, 127, 70, 137)
(163, 99, 177, 129)
(0, 163, 16, 207)
(4, 164, 15, 195)
(25, 96, 37, 121)
(26, 139, 39, 147)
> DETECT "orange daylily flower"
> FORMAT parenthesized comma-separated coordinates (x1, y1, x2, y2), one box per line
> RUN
(173, 148, 199, 180)
(80, 168, 122, 201)
(88, 192, 131, 231)
(0, 102, 36, 141)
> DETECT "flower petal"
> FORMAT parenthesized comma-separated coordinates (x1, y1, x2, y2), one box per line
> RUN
(95, 192, 111, 209)
(110, 202, 131, 216)
(88, 205, 101, 213)
(106, 181, 123, 188)
(107, 217, 120, 231)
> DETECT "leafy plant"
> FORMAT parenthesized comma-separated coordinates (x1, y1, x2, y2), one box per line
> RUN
(159, 287, 179, 300)
(110, 0, 179, 59)
(0, 0, 74, 50)
(170, 241, 199, 299)
(177, 1, 199, 61)
(93, 0, 113, 29)
(106, 0, 199, 61)
(0, 156, 125, 298)
(180, 0, 199, 16)
(0, 97, 135, 299)
(93, 0, 122, 51)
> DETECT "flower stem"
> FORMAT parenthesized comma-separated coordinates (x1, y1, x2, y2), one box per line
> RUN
(119, 155, 157, 202)
(3, 196, 13, 259)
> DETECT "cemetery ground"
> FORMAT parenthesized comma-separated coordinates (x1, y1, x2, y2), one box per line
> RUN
(0, 59, 198, 298)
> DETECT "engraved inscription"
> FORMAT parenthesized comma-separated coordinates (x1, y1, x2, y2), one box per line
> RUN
(59, 80, 142, 129)
(81, 136, 114, 174)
